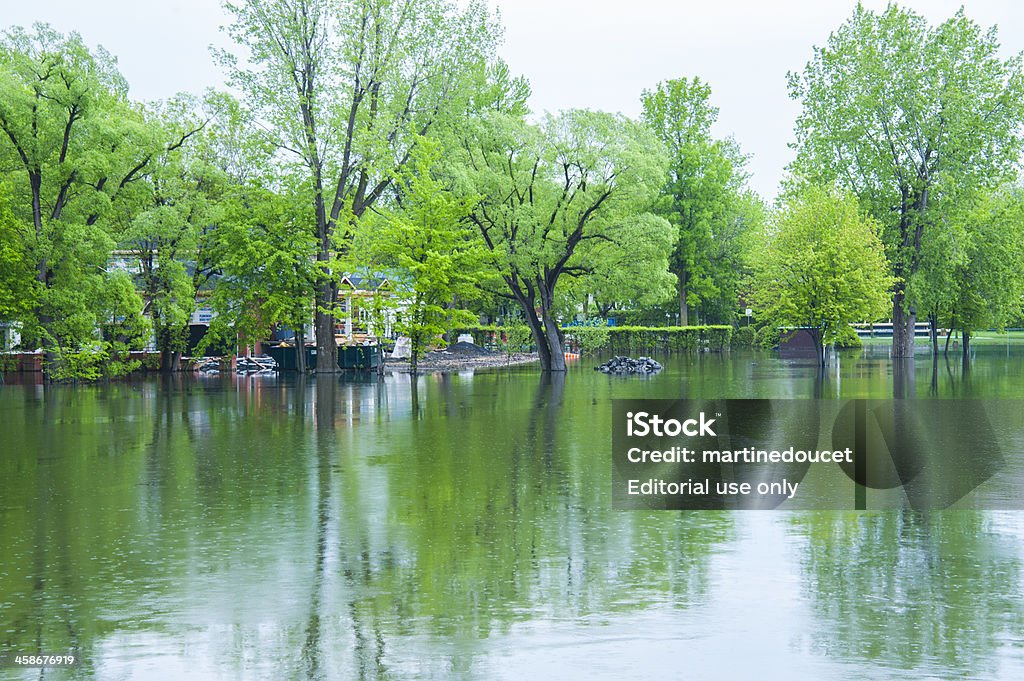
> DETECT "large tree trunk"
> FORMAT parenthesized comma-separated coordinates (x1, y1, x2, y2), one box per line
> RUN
(523, 311, 551, 371)
(892, 286, 915, 359)
(509, 283, 553, 371)
(961, 327, 971, 370)
(677, 270, 689, 326)
(928, 311, 938, 356)
(892, 188, 926, 359)
(314, 277, 338, 374)
(410, 330, 422, 374)
(812, 327, 827, 368)
(541, 310, 567, 372)
(295, 327, 307, 374)
(930, 353, 939, 395)
(312, 154, 339, 374)
(536, 280, 567, 373)
(157, 325, 180, 373)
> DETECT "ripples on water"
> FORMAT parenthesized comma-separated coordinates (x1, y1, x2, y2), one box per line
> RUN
(2, 348, 1024, 679)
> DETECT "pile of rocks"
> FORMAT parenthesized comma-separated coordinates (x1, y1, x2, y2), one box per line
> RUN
(595, 356, 663, 375)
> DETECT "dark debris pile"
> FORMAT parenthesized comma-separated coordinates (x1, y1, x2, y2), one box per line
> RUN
(422, 342, 496, 361)
(444, 341, 496, 357)
(595, 356, 663, 375)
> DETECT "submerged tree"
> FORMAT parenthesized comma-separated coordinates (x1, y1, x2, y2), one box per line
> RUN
(753, 187, 893, 367)
(218, 0, 500, 373)
(788, 4, 1024, 357)
(458, 110, 674, 372)
(0, 24, 200, 376)
(912, 187, 1024, 362)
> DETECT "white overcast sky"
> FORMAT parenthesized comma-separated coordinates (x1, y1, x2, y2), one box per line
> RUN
(4, 0, 1024, 199)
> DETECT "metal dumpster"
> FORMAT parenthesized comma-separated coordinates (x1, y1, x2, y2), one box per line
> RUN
(266, 344, 381, 371)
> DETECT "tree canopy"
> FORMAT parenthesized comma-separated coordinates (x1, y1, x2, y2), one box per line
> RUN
(641, 77, 756, 325)
(788, 4, 1024, 356)
(457, 110, 674, 371)
(218, 0, 501, 372)
(753, 187, 893, 366)
(0, 23, 200, 375)
(5, 3, 1024, 381)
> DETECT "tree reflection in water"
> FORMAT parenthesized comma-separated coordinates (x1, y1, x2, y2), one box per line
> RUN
(789, 511, 1024, 678)
(5, 349, 1023, 679)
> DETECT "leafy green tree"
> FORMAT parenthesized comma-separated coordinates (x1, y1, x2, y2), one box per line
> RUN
(788, 4, 1024, 357)
(753, 187, 893, 367)
(458, 110, 674, 372)
(218, 0, 500, 373)
(562, 212, 677, 321)
(116, 95, 227, 371)
(0, 181, 36, 326)
(912, 188, 1024, 361)
(0, 24, 202, 376)
(359, 139, 485, 372)
(203, 184, 316, 371)
(641, 77, 754, 325)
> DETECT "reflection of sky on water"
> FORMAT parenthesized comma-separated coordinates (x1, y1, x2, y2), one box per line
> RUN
(2, 350, 1024, 679)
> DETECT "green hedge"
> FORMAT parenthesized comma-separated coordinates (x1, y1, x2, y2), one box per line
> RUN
(563, 324, 611, 353)
(452, 325, 530, 348)
(454, 324, 732, 354)
(606, 325, 732, 354)
(754, 325, 778, 349)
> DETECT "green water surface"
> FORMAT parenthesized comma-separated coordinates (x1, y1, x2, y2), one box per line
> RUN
(2, 348, 1024, 680)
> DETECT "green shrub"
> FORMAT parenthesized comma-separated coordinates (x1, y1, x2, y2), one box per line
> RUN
(732, 325, 756, 348)
(755, 325, 778, 349)
(142, 352, 161, 371)
(47, 341, 108, 382)
(497, 325, 534, 360)
(565, 323, 610, 353)
(834, 324, 863, 349)
(45, 339, 144, 382)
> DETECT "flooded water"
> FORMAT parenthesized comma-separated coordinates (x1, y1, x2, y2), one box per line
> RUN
(3, 347, 1024, 679)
